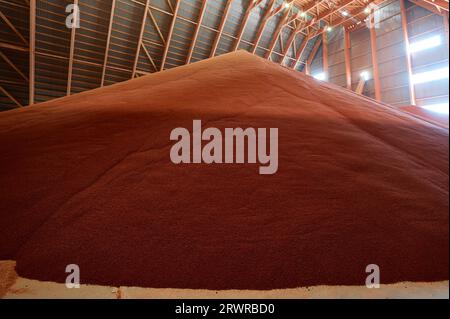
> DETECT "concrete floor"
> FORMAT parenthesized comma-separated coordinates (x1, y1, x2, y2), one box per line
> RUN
(1, 261, 448, 299)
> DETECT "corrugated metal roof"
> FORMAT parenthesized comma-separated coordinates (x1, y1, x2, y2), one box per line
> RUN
(0, 0, 396, 110)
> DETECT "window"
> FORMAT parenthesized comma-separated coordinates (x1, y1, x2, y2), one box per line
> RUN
(409, 35, 442, 54)
(313, 72, 327, 81)
(421, 103, 449, 115)
(411, 67, 449, 85)
(360, 71, 370, 81)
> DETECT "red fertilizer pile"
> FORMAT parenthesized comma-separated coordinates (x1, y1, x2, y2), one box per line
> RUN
(0, 51, 448, 290)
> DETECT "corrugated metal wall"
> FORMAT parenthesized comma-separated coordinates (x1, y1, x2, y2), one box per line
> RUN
(407, 1, 449, 107)
(311, 0, 449, 108)
(310, 41, 323, 75)
(327, 27, 345, 88)
(351, 27, 375, 98)
(375, 0, 409, 106)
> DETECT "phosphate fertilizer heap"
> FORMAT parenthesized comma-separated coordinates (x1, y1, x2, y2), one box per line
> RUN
(0, 51, 448, 290)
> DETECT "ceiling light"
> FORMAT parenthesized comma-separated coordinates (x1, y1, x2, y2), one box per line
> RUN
(342, 11, 349, 17)
(364, 7, 371, 14)
(284, 2, 291, 9)
(327, 26, 333, 32)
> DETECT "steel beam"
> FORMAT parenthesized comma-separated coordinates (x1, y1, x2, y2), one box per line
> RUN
(29, 0, 35, 105)
(0, 85, 22, 107)
(186, 0, 209, 64)
(0, 50, 28, 82)
(0, 10, 28, 45)
(369, 9, 381, 101)
(264, 10, 295, 59)
(67, 0, 79, 96)
(290, 33, 311, 69)
(101, 0, 116, 86)
(400, 0, 416, 105)
(322, 31, 328, 77)
(210, 0, 233, 57)
(160, 0, 181, 71)
(132, 0, 150, 78)
(344, 28, 352, 90)
(305, 38, 322, 75)
(232, 0, 263, 51)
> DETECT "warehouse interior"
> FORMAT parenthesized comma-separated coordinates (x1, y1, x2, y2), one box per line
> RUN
(0, 0, 449, 115)
(0, 0, 449, 299)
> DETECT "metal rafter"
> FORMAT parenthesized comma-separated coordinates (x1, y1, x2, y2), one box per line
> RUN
(278, 32, 299, 65)
(252, 0, 296, 54)
(278, 13, 320, 65)
(289, 33, 311, 69)
(322, 31, 328, 76)
(422, 0, 449, 12)
(67, 0, 79, 96)
(0, 50, 28, 82)
(210, 0, 233, 57)
(264, 9, 295, 59)
(232, 0, 264, 51)
(290, 26, 325, 69)
(3, 0, 431, 109)
(142, 43, 158, 72)
(166, 0, 174, 13)
(298, 0, 357, 36)
(409, 0, 448, 15)
(270, 0, 358, 63)
(101, 0, 116, 87)
(148, 7, 166, 45)
(343, 29, 352, 90)
(29, 0, 35, 105)
(301, 0, 330, 13)
(315, 1, 377, 37)
(444, 11, 449, 54)
(160, 0, 181, 71)
(0, 10, 28, 45)
(305, 37, 321, 74)
(209, 0, 233, 58)
(0, 85, 22, 107)
(0, 42, 28, 52)
(132, 0, 151, 78)
(251, 0, 277, 53)
(186, 0, 209, 64)
(400, 0, 416, 105)
(369, 8, 381, 101)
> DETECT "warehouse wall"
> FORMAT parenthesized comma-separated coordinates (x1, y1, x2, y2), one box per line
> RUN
(327, 27, 346, 89)
(374, 0, 409, 106)
(407, 1, 449, 108)
(311, 0, 449, 108)
(310, 41, 323, 76)
(350, 26, 375, 98)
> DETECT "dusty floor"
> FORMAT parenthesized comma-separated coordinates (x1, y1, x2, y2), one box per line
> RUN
(1, 261, 447, 299)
